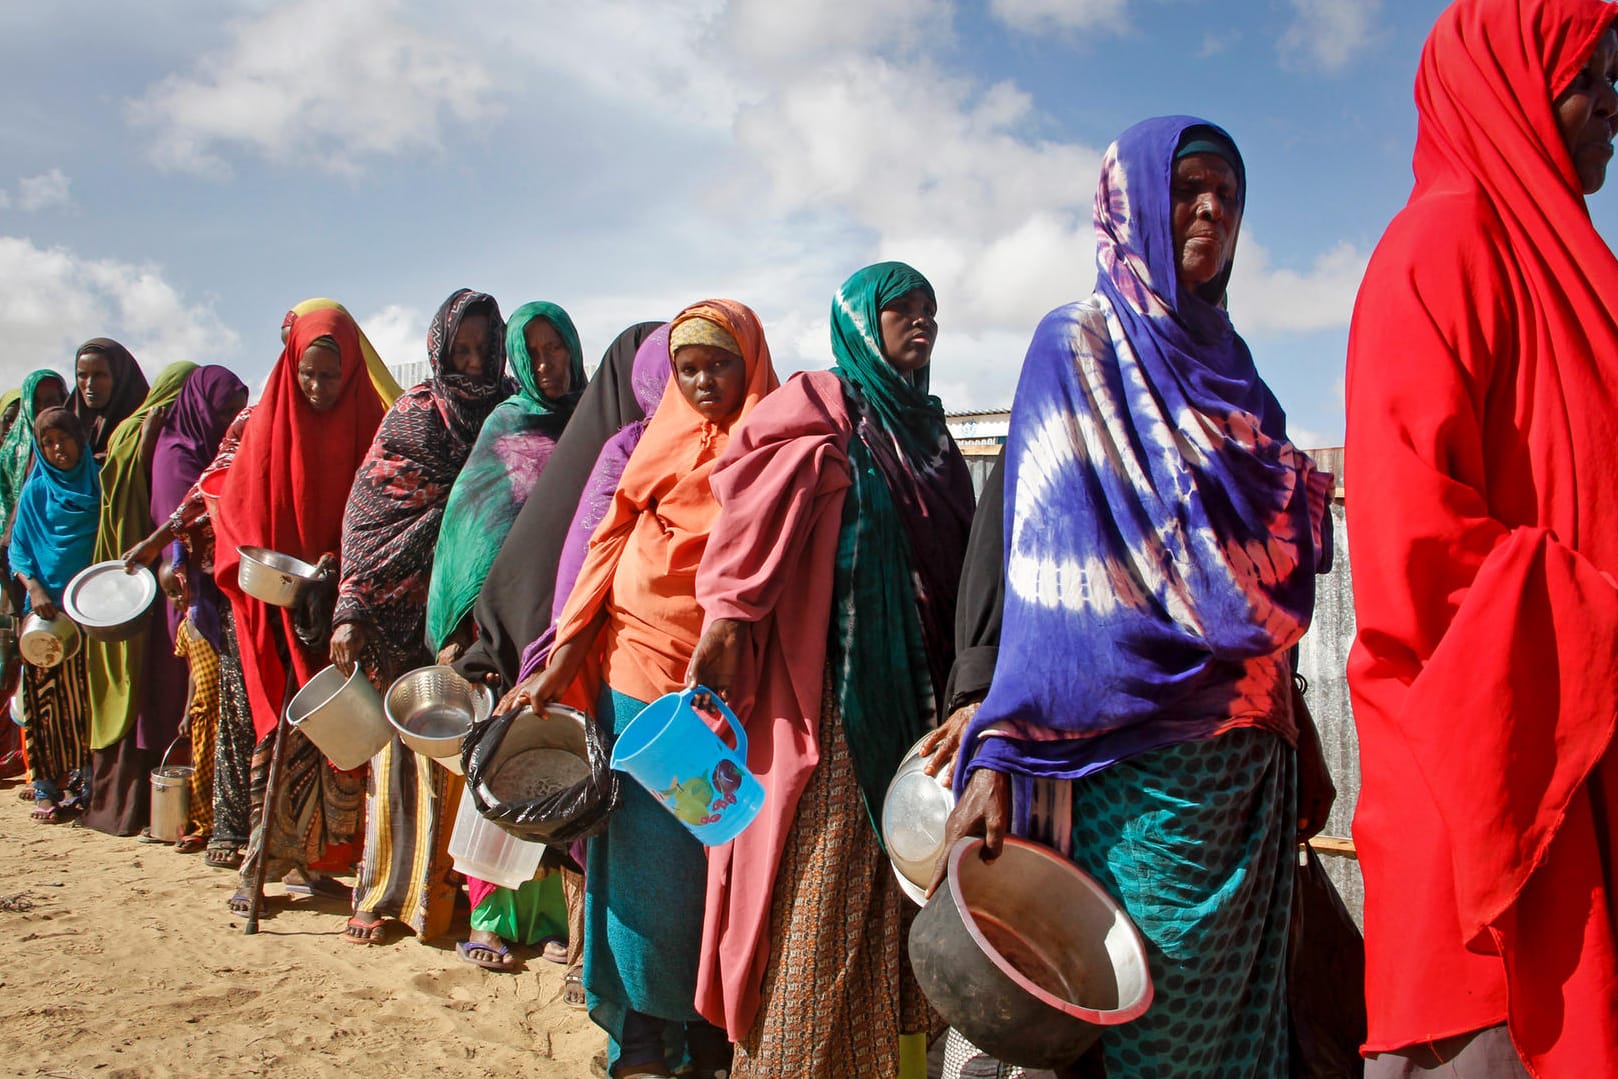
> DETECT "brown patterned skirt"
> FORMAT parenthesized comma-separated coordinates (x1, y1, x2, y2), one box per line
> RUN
(21, 651, 89, 794)
(731, 670, 937, 1078)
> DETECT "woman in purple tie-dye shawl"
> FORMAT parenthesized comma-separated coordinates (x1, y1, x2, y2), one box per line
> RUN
(943, 116, 1334, 1077)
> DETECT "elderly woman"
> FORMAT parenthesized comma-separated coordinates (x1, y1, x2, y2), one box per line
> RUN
(1347, 1, 1618, 1073)
(10, 408, 99, 822)
(68, 338, 149, 464)
(938, 119, 1333, 1078)
(80, 361, 200, 837)
(684, 264, 972, 1078)
(332, 288, 507, 946)
(210, 309, 386, 907)
(502, 300, 777, 1079)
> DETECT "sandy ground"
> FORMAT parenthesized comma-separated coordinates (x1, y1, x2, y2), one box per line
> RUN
(0, 783, 602, 1078)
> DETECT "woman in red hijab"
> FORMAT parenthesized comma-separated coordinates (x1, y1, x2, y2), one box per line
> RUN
(1346, 0, 1618, 1073)
(212, 307, 387, 912)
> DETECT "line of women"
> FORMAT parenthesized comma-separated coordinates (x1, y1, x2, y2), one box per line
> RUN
(6, 3, 1613, 1075)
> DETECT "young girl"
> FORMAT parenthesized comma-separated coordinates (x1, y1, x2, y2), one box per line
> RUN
(158, 544, 218, 852)
(9, 407, 100, 822)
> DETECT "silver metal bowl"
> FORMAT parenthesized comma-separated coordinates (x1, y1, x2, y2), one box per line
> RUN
(237, 545, 322, 608)
(384, 665, 492, 774)
(63, 561, 158, 642)
(882, 732, 957, 904)
(18, 611, 80, 668)
(909, 837, 1155, 1068)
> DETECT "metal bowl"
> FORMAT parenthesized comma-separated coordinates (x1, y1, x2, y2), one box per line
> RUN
(237, 546, 322, 608)
(909, 837, 1154, 1068)
(384, 665, 493, 774)
(18, 611, 80, 668)
(63, 561, 158, 642)
(477, 704, 591, 805)
(882, 732, 957, 905)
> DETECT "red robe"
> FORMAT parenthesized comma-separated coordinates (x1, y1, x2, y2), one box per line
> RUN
(1346, 0, 1618, 1071)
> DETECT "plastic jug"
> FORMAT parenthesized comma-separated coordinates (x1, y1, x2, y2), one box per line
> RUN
(447, 783, 546, 890)
(610, 687, 764, 846)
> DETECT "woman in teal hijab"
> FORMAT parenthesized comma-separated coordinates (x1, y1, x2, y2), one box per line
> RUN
(426, 301, 585, 658)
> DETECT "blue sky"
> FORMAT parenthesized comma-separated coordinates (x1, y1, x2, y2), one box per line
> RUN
(1, 0, 1593, 447)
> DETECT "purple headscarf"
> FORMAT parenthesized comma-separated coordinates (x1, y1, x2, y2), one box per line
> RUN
(150, 364, 247, 645)
(956, 116, 1333, 798)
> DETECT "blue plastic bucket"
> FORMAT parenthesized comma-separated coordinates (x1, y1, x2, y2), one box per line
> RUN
(610, 687, 764, 846)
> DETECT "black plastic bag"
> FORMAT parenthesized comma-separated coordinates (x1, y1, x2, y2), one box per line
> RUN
(1289, 844, 1367, 1078)
(462, 706, 620, 845)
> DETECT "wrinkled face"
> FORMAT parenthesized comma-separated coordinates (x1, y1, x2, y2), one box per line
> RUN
(673, 344, 746, 424)
(524, 318, 573, 400)
(38, 425, 81, 472)
(33, 377, 66, 415)
(75, 351, 114, 410)
(297, 343, 344, 413)
(447, 313, 490, 378)
(1171, 152, 1243, 298)
(1555, 26, 1618, 195)
(878, 288, 938, 375)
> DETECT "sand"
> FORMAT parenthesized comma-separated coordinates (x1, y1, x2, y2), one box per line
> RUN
(0, 787, 601, 1078)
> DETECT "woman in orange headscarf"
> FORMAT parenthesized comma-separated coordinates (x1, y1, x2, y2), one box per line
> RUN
(1346, 0, 1618, 1073)
(501, 299, 778, 1079)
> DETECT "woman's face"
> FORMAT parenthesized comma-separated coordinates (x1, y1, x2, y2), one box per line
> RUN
(75, 351, 114, 410)
(38, 425, 80, 472)
(33, 377, 65, 415)
(447, 313, 490, 378)
(524, 318, 573, 400)
(219, 388, 249, 424)
(297, 343, 344, 413)
(1555, 27, 1618, 195)
(1171, 151, 1242, 297)
(879, 289, 938, 374)
(674, 344, 746, 424)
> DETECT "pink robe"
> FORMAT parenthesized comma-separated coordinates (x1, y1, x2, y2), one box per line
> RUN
(694, 371, 852, 1039)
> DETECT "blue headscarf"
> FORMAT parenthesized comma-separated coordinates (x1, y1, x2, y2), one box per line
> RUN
(957, 116, 1333, 795)
(8, 407, 101, 607)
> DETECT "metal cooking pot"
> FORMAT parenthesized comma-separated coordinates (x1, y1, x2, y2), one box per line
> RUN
(285, 663, 390, 771)
(237, 546, 322, 608)
(384, 665, 493, 774)
(474, 704, 590, 806)
(18, 611, 81, 668)
(908, 837, 1154, 1068)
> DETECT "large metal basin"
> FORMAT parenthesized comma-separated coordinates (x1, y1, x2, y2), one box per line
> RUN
(909, 837, 1154, 1068)
(384, 665, 493, 775)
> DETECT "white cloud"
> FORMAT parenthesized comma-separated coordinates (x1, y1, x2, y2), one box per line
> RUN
(1227, 237, 1370, 335)
(358, 303, 427, 380)
(0, 235, 240, 390)
(728, 0, 951, 65)
(128, 0, 497, 177)
(990, 0, 1128, 34)
(1278, 0, 1382, 74)
(4, 169, 72, 212)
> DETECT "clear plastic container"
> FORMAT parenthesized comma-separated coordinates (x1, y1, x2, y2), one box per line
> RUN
(447, 782, 545, 889)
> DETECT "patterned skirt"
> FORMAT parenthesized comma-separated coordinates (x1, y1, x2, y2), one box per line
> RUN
(352, 736, 461, 939)
(210, 605, 256, 854)
(21, 651, 89, 795)
(238, 724, 366, 885)
(731, 670, 937, 1079)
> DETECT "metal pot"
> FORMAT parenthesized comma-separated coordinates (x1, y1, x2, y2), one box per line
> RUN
(475, 704, 590, 806)
(285, 663, 390, 771)
(237, 546, 322, 608)
(384, 665, 493, 774)
(908, 837, 1154, 1069)
(63, 561, 157, 642)
(881, 732, 956, 905)
(18, 611, 80, 668)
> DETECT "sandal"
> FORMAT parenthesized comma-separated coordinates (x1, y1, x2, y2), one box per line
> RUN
(563, 969, 587, 1010)
(175, 834, 207, 854)
(455, 939, 517, 971)
(31, 801, 72, 823)
(204, 845, 244, 870)
(343, 915, 386, 945)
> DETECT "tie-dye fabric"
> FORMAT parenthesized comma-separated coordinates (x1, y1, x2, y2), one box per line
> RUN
(958, 116, 1332, 791)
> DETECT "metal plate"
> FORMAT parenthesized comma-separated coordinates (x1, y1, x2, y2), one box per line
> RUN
(63, 561, 157, 630)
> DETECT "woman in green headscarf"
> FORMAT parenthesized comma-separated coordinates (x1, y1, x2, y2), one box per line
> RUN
(0, 371, 69, 542)
(426, 301, 585, 660)
(685, 262, 975, 1077)
(81, 361, 199, 837)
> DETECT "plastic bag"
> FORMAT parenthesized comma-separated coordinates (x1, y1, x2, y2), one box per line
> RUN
(462, 706, 620, 845)
(1288, 844, 1367, 1078)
